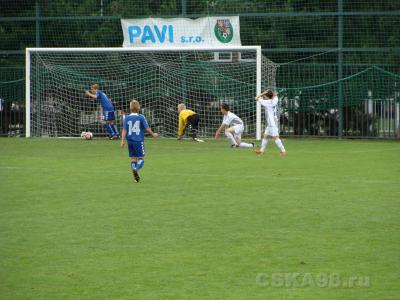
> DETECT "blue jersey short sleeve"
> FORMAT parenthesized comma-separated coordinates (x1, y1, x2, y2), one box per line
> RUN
(96, 91, 114, 111)
(124, 114, 149, 142)
(141, 116, 149, 130)
(124, 114, 149, 158)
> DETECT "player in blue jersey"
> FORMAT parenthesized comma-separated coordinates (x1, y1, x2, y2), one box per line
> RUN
(85, 83, 120, 139)
(120, 100, 158, 183)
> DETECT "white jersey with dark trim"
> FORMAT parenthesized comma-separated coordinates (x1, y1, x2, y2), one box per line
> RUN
(223, 111, 244, 127)
(259, 95, 279, 128)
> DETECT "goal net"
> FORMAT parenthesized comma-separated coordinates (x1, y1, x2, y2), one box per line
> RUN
(26, 47, 277, 139)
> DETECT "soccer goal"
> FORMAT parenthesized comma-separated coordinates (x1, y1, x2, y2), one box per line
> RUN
(26, 46, 277, 139)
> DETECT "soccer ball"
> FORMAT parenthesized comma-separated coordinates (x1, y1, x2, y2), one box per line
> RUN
(81, 131, 93, 140)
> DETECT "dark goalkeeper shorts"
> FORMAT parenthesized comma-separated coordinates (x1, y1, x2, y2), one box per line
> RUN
(187, 114, 200, 132)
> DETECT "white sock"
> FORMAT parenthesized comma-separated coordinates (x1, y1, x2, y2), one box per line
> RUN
(275, 138, 286, 152)
(260, 138, 268, 152)
(238, 142, 254, 148)
(225, 131, 237, 146)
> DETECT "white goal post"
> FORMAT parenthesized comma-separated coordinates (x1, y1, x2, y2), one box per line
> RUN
(26, 46, 277, 139)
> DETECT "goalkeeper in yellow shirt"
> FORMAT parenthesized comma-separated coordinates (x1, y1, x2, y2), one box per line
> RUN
(177, 104, 204, 142)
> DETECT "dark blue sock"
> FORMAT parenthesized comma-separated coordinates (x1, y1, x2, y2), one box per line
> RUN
(131, 161, 137, 171)
(136, 159, 144, 171)
(104, 123, 114, 137)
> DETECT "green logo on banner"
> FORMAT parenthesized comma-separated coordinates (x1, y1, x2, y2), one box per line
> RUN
(214, 19, 233, 43)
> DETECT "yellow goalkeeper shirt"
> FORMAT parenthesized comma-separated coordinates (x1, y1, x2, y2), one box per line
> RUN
(178, 109, 196, 136)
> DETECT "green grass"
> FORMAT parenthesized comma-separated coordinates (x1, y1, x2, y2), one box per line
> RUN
(0, 138, 399, 299)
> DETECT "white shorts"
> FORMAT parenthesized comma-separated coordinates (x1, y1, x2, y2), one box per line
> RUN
(231, 124, 244, 138)
(264, 126, 279, 137)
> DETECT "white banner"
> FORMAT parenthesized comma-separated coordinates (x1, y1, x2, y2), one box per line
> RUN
(121, 16, 241, 47)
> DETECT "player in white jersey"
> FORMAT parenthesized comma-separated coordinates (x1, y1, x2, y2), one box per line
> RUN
(215, 103, 254, 148)
(255, 90, 287, 156)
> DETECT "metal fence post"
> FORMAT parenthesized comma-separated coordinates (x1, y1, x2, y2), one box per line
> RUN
(181, 0, 187, 16)
(338, 0, 344, 138)
(35, 0, 40, 47)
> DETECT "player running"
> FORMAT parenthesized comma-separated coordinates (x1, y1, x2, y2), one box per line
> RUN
(177, 104, 204, 142)
(120, 100, 158, 183)
(215, 103, 254, 148)
(255, 89, 287, 156)
(85, 83, 119, 139)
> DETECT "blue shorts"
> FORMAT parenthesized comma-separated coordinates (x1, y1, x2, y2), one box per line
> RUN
(128, 141, 146, 158)
(102, 110, 115, 121)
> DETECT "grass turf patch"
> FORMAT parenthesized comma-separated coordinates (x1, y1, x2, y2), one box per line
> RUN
(0, 138, 399, 299)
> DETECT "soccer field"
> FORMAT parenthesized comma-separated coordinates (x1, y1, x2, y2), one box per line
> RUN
(0, 138, 399, 299)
